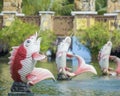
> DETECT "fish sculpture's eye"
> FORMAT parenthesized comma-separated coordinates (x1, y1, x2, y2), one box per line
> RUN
(25, 39, 31, 47)
(27, 40, 31, 43)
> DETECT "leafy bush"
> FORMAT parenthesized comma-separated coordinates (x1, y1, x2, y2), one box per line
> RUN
(0, 19, 39, 49)
(22, 0, 51, 15)
(75, 22, 120, 60)
(39, 30, 56, 52)
(98, 8, 107, 15)
(0, 19, 56, 53)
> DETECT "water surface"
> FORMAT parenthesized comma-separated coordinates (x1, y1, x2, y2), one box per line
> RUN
(0, 59, 120, 96)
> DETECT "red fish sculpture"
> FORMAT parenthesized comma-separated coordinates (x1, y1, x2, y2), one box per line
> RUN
(8, 32, 55, 92)
(56, 36, 97, 80)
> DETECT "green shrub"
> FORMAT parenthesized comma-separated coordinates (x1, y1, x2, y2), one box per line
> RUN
(39, 30, 56, 52)
(0, 19, 39, 49)
(0, 19, 56, 53)
(76, 22, 120, 60)
(98, 9, 106, 15)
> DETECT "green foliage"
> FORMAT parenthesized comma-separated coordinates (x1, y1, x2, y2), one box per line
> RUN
(111, 29, 120, 49)
(0, 19, 39, 49)
(53, 0, 74, 15)
(39, 30, 56, 52)
(58, 4, 74, 16)
(0, 19, 56, 52)
(22, 0, 51, 15)
(0, 0, 107, 16)
(22, 0, 74, 16)
(96, 0, 107, 11)
(97, 8, 107, 15)
(0, 0, 3, 12)
(76, 22, 120, 60)
(22, 0, 106, 16)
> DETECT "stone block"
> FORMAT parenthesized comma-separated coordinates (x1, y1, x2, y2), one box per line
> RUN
(4, 0, 11, 2)
(8, 92, 34, 96)
(3, 2, 11, 7)
(3, 7, 16, 11)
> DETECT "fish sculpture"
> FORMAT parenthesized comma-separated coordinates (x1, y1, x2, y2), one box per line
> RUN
(98, 41, 112, 75)
(56, 36, 97, 80)
(109, 55, 120, 76)
(8, 32, 55, 92)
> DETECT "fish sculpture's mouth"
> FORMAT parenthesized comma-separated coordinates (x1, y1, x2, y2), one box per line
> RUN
(106, 41, 112, 47)
(35, 32, 39, 40)
(36, 37, 40, 43)
(35, 32, 41, 44)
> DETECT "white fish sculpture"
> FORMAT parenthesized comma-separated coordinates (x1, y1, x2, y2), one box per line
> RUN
(9, 32, 55, 92)
(56, 36, 97, 80)
(98, 41, 112, 75)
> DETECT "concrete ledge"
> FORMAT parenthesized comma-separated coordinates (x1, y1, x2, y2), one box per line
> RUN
(71, 11, 97, 16)
(1, 11, 18, 14)
(104, 13, 118, 16)
(39, 11, 55, 16)
(0, 13, 3, 16)
(114, 10, 120, 13)
(16, 13, 25, 16)
(8, 92, 34, 96)
(0, 11, 25, 16)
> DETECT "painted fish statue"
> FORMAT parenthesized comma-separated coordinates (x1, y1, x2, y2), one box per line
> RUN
(8, 32, 55, 92)
(56, 36, 97, 80)
(98, 41, 112, 75)
(109, 55, 120, 76)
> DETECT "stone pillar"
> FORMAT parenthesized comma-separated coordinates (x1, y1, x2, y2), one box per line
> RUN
(74, 0, 96, 11)
(104, 13, 118, 31)
(0, 11, 24, 26)
(71, 11, 97, 72)
(71, 11, 97, 31)
(107, 0, 120, 13)
(105, 0, 120, 30)
(73, 0, 97, 31)
(0, 0, 24, 26)
(39, 11, 55, 31)
(106, 0, 120, 19)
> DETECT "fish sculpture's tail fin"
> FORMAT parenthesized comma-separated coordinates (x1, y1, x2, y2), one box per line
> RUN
(67, 53, 97, 76)
(73, 55, 97, 75)
(109, 55, 120, 74)
(26, 68, 55, 85)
